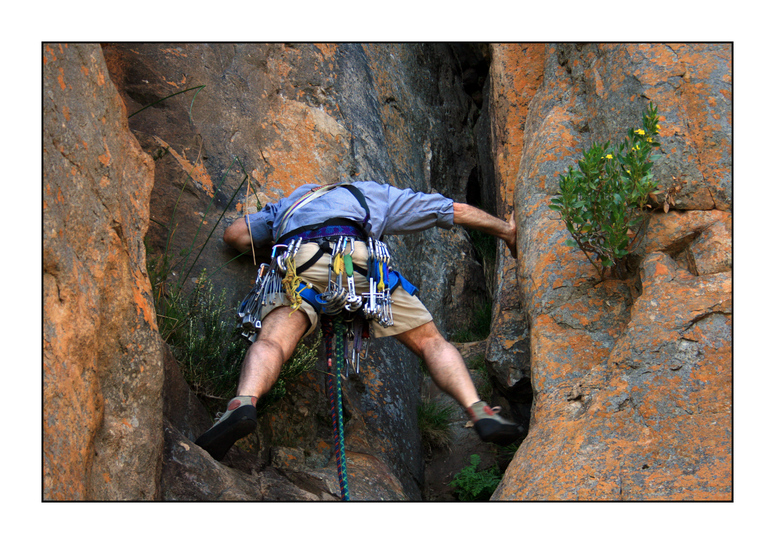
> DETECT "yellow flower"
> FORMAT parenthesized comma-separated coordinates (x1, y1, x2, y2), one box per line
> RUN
(656, 124, 661, 133)
(605, 154, 613, 159)
(635, 129, 645, 136)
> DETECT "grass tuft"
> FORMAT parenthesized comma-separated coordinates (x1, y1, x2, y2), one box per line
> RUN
(418, 399, 455, 451)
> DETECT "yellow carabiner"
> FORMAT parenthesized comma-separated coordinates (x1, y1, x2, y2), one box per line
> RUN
(377, 262, 385, 292)
(333, 252, 344, 276)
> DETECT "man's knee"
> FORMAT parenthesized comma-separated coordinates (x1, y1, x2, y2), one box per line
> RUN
(255, 307, 310, 361)
(251, 334, 293, 364)
(395, 320, 446, 357)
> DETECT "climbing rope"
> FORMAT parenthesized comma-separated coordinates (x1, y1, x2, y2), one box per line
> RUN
(323, 316, 350, 501)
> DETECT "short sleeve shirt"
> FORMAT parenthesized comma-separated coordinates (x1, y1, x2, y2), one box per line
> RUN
(245, 181, 455, 245)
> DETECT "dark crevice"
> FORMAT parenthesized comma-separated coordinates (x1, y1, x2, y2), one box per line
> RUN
(466, 166, 482, 209)
(454, 44, 533, 456)
(505, 377, 533, 437)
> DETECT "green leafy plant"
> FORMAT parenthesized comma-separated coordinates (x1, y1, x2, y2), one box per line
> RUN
(163, 270, 248, 415)
(158, 270, 320, 416)
(417, 399, 455, 450)
(450, 454, 502, 501)
(549, 103, 661, 279)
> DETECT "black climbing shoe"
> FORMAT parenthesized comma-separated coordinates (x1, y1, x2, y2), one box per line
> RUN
(195, 397, 258, 461)
(467, 401, 520, 447)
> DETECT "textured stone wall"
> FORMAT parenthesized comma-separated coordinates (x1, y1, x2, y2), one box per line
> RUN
(42, 42, 731, 502)
(491, 43, 731, 500)
(43, 43, 163, 500)
(101, 42, 491, 499)
(482, 44, 545, 425)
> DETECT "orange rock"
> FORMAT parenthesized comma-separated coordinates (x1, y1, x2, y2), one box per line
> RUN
(495, 44, 731, 501)
(43, 44, 163, 500)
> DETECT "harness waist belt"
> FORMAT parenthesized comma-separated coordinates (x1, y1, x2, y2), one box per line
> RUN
(276, 219, 367, 245)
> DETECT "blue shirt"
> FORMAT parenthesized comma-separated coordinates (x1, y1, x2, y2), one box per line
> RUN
(245, 181, 455, 245)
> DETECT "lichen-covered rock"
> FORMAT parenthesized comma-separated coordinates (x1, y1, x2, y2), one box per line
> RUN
(481, 44, 544, 420)
(496, 253, 731, 500)
(492, 43, 731, 501)
(161, 422, 326, 501)
(43, 43, 163, 500)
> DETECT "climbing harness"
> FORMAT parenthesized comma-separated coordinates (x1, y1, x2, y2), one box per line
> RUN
(236, 231, 417, 342)
(234, 182, 420, 499)
(239, 182, 404, 341)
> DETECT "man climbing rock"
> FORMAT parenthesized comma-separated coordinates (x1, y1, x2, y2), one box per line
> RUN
(195, 181, 520, 461)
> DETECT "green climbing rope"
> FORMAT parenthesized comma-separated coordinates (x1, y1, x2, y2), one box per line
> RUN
(323, 315, 350, 501)
(333, 319, 350, 500)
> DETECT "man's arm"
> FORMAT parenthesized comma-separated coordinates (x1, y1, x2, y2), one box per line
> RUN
(452, 202, 517, 259)
(224, 218, 254, 254)
(223, 218, 273, 260)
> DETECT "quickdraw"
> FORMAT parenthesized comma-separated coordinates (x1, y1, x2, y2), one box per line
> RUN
(280, 238, 304, 313)
(363, 238, 394, 327)
(317, 237, 350, 315)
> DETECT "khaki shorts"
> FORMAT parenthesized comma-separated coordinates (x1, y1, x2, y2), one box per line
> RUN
(257, 240, 433, 338)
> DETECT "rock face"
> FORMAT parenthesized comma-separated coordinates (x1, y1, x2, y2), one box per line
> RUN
(480, 44, 547, 432)
(101, 43, 494, 499)
(43, 42, 731, 502)
(490, 43, 731, 500)
(43, 43, 163, 500)
(101, 43, 490, 333)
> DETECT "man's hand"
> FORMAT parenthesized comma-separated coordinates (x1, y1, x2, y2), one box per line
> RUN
(506, 211, 517, 260)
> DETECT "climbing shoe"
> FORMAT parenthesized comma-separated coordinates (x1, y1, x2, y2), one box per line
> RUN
(195, 396, 258, 461)
(467, 400, 520, 447)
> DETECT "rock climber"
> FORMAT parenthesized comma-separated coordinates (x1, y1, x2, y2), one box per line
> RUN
(195, 180, 521, 461)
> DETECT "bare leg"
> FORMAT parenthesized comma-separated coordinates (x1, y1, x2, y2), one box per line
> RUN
(395, 320, 480, 408)
(236, 306, 310, 398)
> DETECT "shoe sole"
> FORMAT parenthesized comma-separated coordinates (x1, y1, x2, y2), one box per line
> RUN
(195, 405, 257, 461)
(474, 419, 520, 447)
